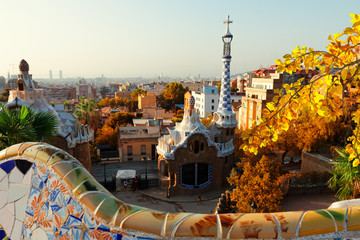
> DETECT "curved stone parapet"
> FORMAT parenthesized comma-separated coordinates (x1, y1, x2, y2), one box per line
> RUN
(0, 142, 360, 239)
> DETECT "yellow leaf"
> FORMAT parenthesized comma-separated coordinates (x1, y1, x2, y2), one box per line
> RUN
(341, 68, 348, 80)
(353, 158, 359, 167)
(317, 106, 328, 116)
(281, 122, 289, 131)
(266, 102, 275, 111)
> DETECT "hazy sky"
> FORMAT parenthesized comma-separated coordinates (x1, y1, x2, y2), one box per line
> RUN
(0, 0, 358, 79)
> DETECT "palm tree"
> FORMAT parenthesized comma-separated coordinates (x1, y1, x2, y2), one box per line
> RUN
(328, 148, 360, 200)
(73, 98, 100, 130)
(0, 104, 58, 149)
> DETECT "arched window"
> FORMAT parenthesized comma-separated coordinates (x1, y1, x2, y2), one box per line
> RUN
(180, 163, 211, 189)
(194, 140, 199, 154)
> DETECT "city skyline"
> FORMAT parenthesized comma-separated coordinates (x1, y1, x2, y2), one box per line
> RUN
(0, 0, 358, 78)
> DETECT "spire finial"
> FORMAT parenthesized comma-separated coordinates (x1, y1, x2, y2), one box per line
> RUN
(223, 15, 233, 36)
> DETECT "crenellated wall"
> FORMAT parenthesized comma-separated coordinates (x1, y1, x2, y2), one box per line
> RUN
(0, 142, 360, 239)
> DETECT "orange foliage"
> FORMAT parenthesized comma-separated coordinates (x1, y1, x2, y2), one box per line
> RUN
(228, 155, 290, 213)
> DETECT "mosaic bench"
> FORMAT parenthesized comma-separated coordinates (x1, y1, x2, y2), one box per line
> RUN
(0, 142, 359, 239)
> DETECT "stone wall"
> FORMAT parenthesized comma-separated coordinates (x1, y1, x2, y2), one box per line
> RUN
(301, 151, 333, 173)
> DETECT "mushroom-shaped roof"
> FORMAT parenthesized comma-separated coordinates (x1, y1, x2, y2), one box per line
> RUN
(19, 59, 29, 72)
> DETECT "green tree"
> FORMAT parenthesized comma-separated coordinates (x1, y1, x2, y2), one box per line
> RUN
(158, 82, 187, 111)
(74, 98, 100, 130)
(328, 148, 360, 200)
(131, 88, 147, 100)
(0, 104, 58, 149)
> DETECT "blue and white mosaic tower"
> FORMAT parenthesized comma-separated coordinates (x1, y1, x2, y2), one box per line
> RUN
(214, 15, 237, 128)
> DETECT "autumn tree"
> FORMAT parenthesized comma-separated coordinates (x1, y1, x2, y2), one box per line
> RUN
(240, 13, 360, 169)
(158, 82, 187, 111)
(106, 112, 135, 128)
(0, 88, 10, 102)
(228, 155, 287, 213)
(95, 112, 135, 149)
(95, 125, 118, 149)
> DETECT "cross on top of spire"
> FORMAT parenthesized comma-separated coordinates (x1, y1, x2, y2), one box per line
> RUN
(223, 15, 233, 38)
(224, 15, 232, 26)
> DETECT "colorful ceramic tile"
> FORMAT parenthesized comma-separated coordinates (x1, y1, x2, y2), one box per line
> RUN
(0, 160, 15, 174)
(272, 211, 304, 239)
(298, 210, 336, 237)
(0, 207, 14, 237)
(31, 173, 44, 190)
(18, 142, 38, 155)
(0, 176, 8, 191)
(0, 149, 6, 161)
(83, 212, 98, 229)
(10, 219, 23, 240)
(52, 162, 82, 179)
(5, 202, 14, 216)
(31, 227, 48, 239)
(71, 227, 83, 240)
(5, 143, 22, 158)
(15, 194, 29, 221)
(79, 192, 109, 212)
(0, 168, 6, 182)
(0, 191, 8, 209)
(174, 213, 218, 238)
(22, 144, 47, 159)
(8, 183, 31, 202)
(35, 145, 61, 163)
(25, 187, 41, 216)
(66, 215, 82, 226)
(15, 160, 33, 175)
(22, 167, 33, 185)
(122, 210, 166, 236)
(227, 213, 279, 239)
(67, 198, 83, 218)
(9, 166, 24, 183)
(347, 206, 360, 231)
(95, 197, 122, 223)
(325, 208, 347, 231)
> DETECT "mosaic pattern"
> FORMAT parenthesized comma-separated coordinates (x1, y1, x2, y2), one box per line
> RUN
(0, 142, 360, 239)
(217, 59, 233, 113)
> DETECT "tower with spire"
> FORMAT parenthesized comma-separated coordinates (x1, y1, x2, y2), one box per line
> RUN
(209, 15, 237, 144)
(156, 16, 236, 196)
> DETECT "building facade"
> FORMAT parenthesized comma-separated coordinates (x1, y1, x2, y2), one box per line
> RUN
(192, 86, 219, 118)
(6, 59, 93, 171)
(157, 16, 237, 196)
(118, 125, 160, 162)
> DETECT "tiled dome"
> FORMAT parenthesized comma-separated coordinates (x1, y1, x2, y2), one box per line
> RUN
(188, 95, 195, 106)
(19, 59, 29, 72)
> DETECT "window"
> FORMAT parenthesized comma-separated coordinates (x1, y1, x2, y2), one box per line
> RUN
(180, 163, 211, 189)
(244, 103, 247, 108)
(194, 140, 200, 154)
(211, 106, 214, 110)
(127, 145, 132, 156)
(200, 142, 204, 151)
(212, 90, 214, 93)
(226, 129, 230, 136)
(212, 99, 214, 103)
(141, 144, 146, 155)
